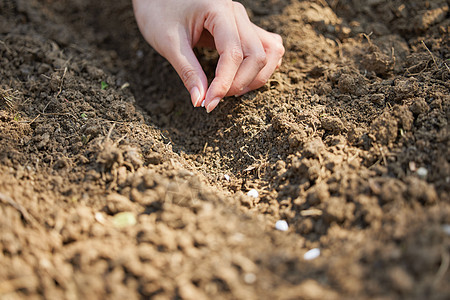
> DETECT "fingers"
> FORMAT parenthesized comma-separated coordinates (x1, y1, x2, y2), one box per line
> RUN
(204, 2, 285, 112)
(203, 4, 243, 113)
(240, 26, 285, 94)
(162, 28, 209, 107)
(133, 0, 285, 112)
(225, 2, 267, 97)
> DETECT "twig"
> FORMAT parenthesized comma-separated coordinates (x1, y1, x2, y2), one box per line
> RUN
(41, 99, 53, 114)
(391, 47, 396, 69)
(115, 133, 128, 145)
(21, 113, 41, 125)
(433, 249, 449, 287)
(0, 192, 37, 226)
(421, 40, 439, 69)
(56, 67, 68, 97)
(106, 122, 116, 142)
(363, 32, 373, 46)
(379, 146, 387, 166)
(334, 38, 343, 60)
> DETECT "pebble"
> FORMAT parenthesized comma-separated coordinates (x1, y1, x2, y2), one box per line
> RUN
(303, 248, 320, 260)
(275, 220, 289, 231)
(442, 224, 450, 236)
(243, 273, 256, 284)
(224, 174, 230, 181)
(247, 189, 259, 198)
(417, 167, 428, 179)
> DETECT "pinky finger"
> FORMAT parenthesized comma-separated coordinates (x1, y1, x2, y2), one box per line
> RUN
(246, 28, 284, 91)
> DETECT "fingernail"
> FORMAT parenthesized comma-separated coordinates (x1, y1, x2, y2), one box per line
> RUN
(190, 86, 201, 107)
(206, 97, 221, 113)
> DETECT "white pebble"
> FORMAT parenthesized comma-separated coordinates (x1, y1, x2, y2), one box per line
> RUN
(304, 248, 320, 260)
(275, 220, 289, 231)
(442, 224, 450, 236)
(417, 167, 428, 178)
(224, 174, 230, 181)
(243, 273, 256, 284)
(247, 189, 259, 198)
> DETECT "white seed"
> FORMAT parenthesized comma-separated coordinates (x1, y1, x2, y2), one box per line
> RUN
(95, 212, 106, 224)
(224, 174, 230, 181)
(201, 100, 205, 107)
(417, 167, 428, 178)
(243, 273, 256, 284)
(112, 212, 136, 228)
(120, 82, 130, 90)
(247, 189, 259, 198)
(304, 248, 320, 260)
(229, 232, 245, 244)
(275, 220, 289, 231)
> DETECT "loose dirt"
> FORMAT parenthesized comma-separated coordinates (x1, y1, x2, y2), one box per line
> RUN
(1, 0, 449, 299)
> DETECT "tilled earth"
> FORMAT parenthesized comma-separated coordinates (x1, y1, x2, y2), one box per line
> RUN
(0, 0, 449, 299)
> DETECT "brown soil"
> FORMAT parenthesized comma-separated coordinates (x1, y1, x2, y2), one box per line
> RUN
(1, 0, 449, 299)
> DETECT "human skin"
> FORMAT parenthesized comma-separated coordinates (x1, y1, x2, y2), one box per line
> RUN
(132, 0, 285, 113)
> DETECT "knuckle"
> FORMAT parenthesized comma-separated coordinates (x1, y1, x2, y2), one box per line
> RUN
(229, 46, 244, 65)
(273, 33, 283, 44)
(179, 65, 197, 86)
(274, 42, 285, 57)
(254, 52, 267, 69)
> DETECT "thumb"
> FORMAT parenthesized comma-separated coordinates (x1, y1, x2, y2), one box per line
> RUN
(162, 35, 208, 107)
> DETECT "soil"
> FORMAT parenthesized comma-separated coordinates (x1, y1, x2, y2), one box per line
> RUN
(1, 0, 449, 299)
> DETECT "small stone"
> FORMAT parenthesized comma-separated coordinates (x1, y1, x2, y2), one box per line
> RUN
(442, 224, 450, 236)
(275, 220, 289, 231)
(244, 273, 256, 284)
(304, 248, 320, 260)
(112, 212, 136, 228)
(247, 189, 259, 198)
(224, 174, 230, 181)
(417, 167, 428, 179)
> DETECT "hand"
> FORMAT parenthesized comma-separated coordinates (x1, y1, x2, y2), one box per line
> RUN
(132, 0, 285, 113)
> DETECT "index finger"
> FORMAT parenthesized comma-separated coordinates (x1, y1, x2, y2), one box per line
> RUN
(203, 10, 243, 112)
